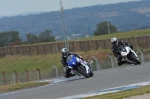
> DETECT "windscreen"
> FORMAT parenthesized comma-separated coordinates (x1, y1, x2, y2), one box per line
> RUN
(66, 55, 77, 66)
(118, 46, 127, 52)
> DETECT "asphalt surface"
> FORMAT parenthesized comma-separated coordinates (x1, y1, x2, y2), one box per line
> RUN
(0, 62, 150, 99)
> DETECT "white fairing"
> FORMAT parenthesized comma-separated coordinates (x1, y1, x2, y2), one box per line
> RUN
(68, 66, 73, 69)
(76, 57, 80, 62)
(120, 46, 130, 57)
(120, 46, 138, 58)
(130, 49, 138, 58)
(76, 57, 90, 74)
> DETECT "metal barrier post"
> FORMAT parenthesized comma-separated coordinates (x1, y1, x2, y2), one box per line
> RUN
(115, 57, 118, 67)
(2, 71, 7, 85)
(138, 50, 145, 63)
(25, 69, 30, 82)
(52, 65, 59, 77)
(13, 70, 18, 83)
(92, 56, 101, 70)
(107, 54, 114, 68)
(37, 68, 41, 80)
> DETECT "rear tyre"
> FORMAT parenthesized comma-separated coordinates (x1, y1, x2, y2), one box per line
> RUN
(77, 66, 89, 78)
(130, 53, 141, 65)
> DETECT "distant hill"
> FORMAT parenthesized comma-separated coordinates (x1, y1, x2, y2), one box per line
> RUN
(0, 0, 150, 40)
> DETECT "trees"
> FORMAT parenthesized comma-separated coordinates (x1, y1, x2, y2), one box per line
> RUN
(0, 30, 56, 46)
(25, 30, 55, 44)
(0, 31, 21, 47)
(26, 33, 40, 44)
(39, 30, 55, 42)
(94, 21, 118, 36)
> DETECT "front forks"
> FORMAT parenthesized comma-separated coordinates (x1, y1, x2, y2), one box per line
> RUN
(72, 69, 81, 76)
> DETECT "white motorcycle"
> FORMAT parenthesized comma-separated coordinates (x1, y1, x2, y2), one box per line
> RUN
(118, 45, 141, 65)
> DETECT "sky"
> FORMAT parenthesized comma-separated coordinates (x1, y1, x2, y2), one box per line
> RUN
(0, 0, 139, 16)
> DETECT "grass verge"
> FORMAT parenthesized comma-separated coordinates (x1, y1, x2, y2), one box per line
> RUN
(83, 85, 150, 99)
(0, 82, 49, 94)
(0, 50, 111, 74)
(76, 28, 150, 41)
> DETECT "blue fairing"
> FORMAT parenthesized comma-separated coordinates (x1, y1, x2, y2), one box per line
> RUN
(66, 55, 77, 67)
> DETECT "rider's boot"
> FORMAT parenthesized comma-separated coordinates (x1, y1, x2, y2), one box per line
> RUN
(69, 73, 76, 77)
(64, 73, 75, 78)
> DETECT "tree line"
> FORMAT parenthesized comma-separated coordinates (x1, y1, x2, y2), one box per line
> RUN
(0, 0, 149, 40)
(94, 21, 118, 36)
(0, 21, 118, 47)
(0, 30, 55, 47)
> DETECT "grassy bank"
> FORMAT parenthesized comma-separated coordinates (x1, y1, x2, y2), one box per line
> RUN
(0, 28, 150, 97)
(0, 54, 62, 73)
(0, 82, 49, 94)
(83, 86, 150, 99)
(76, 28, 150, 41)
(0, 50, 111, 74)
(1, 28, 150, 73)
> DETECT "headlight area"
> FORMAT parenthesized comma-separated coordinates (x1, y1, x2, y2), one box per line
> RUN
(121, 52, 128, 56)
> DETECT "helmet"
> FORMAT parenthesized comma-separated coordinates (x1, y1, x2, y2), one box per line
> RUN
(61, 48, 69, 57)
(111, 37, 118, 45)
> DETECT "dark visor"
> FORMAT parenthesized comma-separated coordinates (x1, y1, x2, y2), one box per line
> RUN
(112, 41, 117, 44)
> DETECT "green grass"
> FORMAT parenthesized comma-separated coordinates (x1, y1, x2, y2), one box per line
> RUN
(0, 50, 110, 74)
(1, 28, 150, 74)
(83, 86, 150, 99)
(0, 54, 62, 73)
(0, 82, 49, 94)
(0, 28, 150, 97)
(24, 28, 150, 44)
(0, 27, 149, 95)
(75, 28, 150, 41)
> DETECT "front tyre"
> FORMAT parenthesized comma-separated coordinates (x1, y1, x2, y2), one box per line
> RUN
(77, 66, 89, 78)
(89, 72, 93, 77)
(130, 53, 141, 65)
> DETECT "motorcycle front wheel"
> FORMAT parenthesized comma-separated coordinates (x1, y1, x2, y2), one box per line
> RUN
(89, 72, 93, 77)
(77, 66, 89, 78)
(129, 53, 141, 65)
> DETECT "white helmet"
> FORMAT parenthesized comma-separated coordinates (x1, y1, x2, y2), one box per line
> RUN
(61, 48, 69, 57)
(111, 37, 118, 45)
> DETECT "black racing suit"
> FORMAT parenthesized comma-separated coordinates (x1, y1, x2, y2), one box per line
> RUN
(111, 40, 133, 66)
(61, 52, 82, 78)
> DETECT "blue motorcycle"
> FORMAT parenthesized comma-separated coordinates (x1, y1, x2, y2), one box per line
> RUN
(66, 54, 93, 78)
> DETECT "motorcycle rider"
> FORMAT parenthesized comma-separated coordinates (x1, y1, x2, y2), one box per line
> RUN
(111, 37, 133, 66)
(61, 48, 83, 78)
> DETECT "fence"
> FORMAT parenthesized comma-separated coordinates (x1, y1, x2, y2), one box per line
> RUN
(0, 36, 150, 85)
(0, 50, 150, 86)
(0, 67, 65, 85)
(91, 50, 150, 70)
(0, 36, 150, 57)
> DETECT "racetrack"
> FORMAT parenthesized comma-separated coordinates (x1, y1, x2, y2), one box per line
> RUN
(0, 62, 150, 99)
